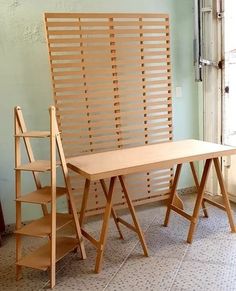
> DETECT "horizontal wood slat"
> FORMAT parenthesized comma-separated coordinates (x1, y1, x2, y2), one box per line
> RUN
(45, 12, 173, 215)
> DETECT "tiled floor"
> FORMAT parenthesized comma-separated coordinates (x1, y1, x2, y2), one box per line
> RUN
(1, 193, 236, 290)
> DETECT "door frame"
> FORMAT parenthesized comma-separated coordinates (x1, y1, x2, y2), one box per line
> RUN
(200, 0, 223, 195)
(221, 0, 236, 202)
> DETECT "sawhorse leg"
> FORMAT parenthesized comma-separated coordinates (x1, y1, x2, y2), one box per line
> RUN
(118, 175, 148, 257)
(213, 158, 236, 233)
(95, 177, 117, 273)
(190, 162, 209, 218)
(164, 160, 211, 242)
(80, 176, 148, 273)
(164, 164, 182, 226)
(187, 159, 212, 242)
(79, 178, 124, 239)
(100, 179, 124, 240)
(164, 158, 236, 244)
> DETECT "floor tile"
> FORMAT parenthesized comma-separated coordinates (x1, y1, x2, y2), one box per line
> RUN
(140, 220, 188, 259)
(1, 193, 236, 290)
(49, 220, 148, 290)
(184, 235, 236, 266)
(156, 206, 236, 243)
(105, 256, 181, 291)
(171, 260, 236, 291)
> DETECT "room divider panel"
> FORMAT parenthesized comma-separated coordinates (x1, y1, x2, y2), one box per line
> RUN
(44, 13, 173, 215)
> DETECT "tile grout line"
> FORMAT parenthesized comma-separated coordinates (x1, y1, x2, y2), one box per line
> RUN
(167, 204, 213, 291)
(167, 202, 236, 290)
(39, 210, 160, 290)
(103, 212, 162, 290)
(40, 209, 162, 290)
(40, 254, 76, 290)
(168, 243, 189, 291)
(40, 203, 227, 289)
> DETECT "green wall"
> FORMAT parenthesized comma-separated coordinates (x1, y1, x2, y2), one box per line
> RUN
(0, 0, 198, 225)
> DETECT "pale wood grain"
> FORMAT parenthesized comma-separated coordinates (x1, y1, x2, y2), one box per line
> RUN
(15, 213, 73, 237)
(14, 106, 86, 287)
(67, 140, 236, 181)
(16, 237, 78, 271)
(45, 12, 173, 213)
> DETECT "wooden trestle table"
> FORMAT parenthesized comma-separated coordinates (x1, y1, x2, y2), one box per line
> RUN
(67, 139, 236, 273)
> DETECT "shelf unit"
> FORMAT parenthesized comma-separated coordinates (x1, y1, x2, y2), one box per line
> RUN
(14, 106, 86, 288)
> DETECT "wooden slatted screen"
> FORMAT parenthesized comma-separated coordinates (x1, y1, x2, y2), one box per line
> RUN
(44, 13, 173, 215)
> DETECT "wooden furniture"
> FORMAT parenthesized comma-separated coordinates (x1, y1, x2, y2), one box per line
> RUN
(67, 139, 236, 272)
(44, 12, 174, 215)
(14, 106, 86, 288)
(0, 201, 5, 246)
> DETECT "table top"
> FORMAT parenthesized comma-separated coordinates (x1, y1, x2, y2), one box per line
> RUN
(67, 139, 236, 180)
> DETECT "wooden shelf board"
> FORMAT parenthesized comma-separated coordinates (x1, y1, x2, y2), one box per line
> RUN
(15, 213, 73, 237)
(15, 160, 51, 172)
(16, 237, 78, 271)
(15, 160, 61, 172)
(16, 186, 66, 204)
(15, 131, 50, 138)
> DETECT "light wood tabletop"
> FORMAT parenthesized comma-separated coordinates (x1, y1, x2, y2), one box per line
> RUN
(66, 138, 236, 273)
(67, 139, 236, 180)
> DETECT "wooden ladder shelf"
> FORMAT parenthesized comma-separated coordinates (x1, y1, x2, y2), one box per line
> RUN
(14, 106, 86, 288)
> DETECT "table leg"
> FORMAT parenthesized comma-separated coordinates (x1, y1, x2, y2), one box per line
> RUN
(118, 175, 148, 257)
(173, 192, 184, 210)
(187, 159, 212, 243)
(190, 162, 209, 218)
(79, 179, 90, 227)
(65, 181, 87, 260)
(213, 158, 236, 232)
(164, 164, 182, 226)
(95, 176, 116, 273)
(82, 175, 149, 273)
(100, 179, 124, 240)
